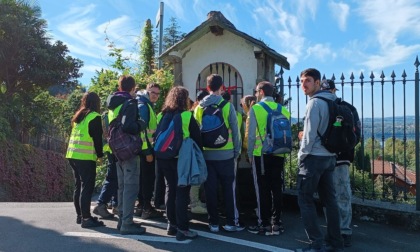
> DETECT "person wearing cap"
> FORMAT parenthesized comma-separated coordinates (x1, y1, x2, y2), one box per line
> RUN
(321, 79, 361, 248)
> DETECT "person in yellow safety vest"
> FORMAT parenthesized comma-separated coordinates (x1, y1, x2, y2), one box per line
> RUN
(66, 92, 105, 228)
(246, 81, 290, 236)
(135, 83, 164, 219)
(188, 89, 209, 215)
(193, 74, 243, 233)
(240, 95, 257, 158)
(92, 111, 118, 219)
(155, 86, 203, 241)
(106, 75, 147, 235)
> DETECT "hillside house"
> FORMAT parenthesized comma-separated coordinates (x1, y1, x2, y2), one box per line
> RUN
(371, 158, 417, 195)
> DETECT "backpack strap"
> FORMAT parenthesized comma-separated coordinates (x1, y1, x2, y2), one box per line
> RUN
(217, 99, 229, 109)
(314, 96, 334, 137)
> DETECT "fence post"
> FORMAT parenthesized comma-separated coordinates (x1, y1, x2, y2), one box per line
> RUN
(415, 56, 420, 210)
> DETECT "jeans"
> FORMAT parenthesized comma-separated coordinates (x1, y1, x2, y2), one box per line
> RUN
(154, 162, 166, 208)
(297, 155, 343, 249)
(334, 163, 352, 235)
(157, 158, 191, 231)
(97, 153, 118, 206)
(204, 158, 240, 226)
(68, 159, 96, 219)
(117, 155, 140, 226)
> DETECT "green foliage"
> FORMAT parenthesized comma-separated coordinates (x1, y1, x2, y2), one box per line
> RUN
(0, 0, 82, 98)
(140, 19, 155, 75)
(384, 138, 416, 170)
(163, 17, 185, 51)
(88, 69, 119, 111)
(354, 143, 371, 172)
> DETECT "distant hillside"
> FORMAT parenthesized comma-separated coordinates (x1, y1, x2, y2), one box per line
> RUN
(291, 116, 416, 141)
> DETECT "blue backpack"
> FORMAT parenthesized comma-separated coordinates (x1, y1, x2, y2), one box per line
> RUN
(154, 112, 184, 159)
(200, 100, 229, 148)
(257, 102, 292, 154)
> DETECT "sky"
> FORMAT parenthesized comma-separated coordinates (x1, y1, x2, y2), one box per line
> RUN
(36, 0, 420, 117)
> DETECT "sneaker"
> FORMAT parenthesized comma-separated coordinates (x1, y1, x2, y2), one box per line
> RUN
(209, 224, 219, 233)
(81, 217, 105, 228)
(76, 215, 82, 224)
(342, 234, 352, 247)
(191, 204, 207, 214)
(247, 225, 272, 236)
(156, 204, 166, 211)
(176, 229, 198, 241)
(167, 224, 177, 236)
(112, 207, 119, 215)
(272, 222, 285, 235)
(120, 223, 146, 235)
(222, 223, 245, 232)
(93, 203, 114, 219)
(134, 208, 142, 217)
(141, 208, 163, 219)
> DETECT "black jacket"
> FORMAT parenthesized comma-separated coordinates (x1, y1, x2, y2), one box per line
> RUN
(106, 91, 146, 135)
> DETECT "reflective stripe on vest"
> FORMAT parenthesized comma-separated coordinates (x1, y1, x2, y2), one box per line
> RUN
(194, 100, 234, 151)
(141, 103, 157, 150)
(66, 112, 100, 161)
(253, 101, 290, 156)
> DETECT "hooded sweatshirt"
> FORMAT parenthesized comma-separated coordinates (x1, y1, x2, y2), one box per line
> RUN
(106, 91, 146, 135)
(196, 94, 241, 161)
(136, 90, 154, 124)
(298, 90, 337, 163)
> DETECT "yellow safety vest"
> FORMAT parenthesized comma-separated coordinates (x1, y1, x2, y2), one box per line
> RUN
(66, 112, 100, 161)
(156, 111, 192, 139)
(194, 100, 233, 151)
(141, 103, 157, 150)
(253, 101, 291, 156)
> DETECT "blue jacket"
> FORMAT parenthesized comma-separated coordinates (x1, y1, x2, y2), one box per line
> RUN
(177, 138, 207, 186)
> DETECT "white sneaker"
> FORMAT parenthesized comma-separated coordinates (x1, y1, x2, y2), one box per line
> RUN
(222, 223, 245, 232)
(209, 224, 219, 232)
(191, 204, 207, 214)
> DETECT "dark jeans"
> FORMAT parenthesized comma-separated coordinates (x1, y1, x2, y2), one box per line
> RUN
(204, 158, 240, 226)
(157, 158, 190, 231)
(138, 154, 155, 210)
(97, 153, 118, 206)
(154, 163, 166, 208)
(297, 155, 343, 250)
(252, 155, 284, 226)
(68, 159, 96, 218)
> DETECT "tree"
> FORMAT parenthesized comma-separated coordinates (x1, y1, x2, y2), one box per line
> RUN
(163, 17, 185, 51)
(139, 19, 155, 75)
(0, 0, 82, 99)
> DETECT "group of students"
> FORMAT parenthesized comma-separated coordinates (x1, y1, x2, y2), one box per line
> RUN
(66, 69, 357, 250)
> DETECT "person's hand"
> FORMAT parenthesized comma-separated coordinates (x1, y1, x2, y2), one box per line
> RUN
(146, 154, 154, 162)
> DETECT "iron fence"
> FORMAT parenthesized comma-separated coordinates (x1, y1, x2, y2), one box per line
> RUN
(277, 56, 420, 210)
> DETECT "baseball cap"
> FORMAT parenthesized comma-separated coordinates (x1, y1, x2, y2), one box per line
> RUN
(196, 89, 209, 101)
(321, 79, 339, 91)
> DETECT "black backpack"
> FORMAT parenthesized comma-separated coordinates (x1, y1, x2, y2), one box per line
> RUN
(107, 99, 143, 161)
(153, 112, 184, 159)
(316, 96, 357, 154)
(200, 100, 230, 148)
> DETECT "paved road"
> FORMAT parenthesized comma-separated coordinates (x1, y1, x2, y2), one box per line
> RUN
(0, 202, 419, 252)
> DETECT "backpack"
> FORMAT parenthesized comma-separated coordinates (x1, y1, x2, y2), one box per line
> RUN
(107, 99, 143, 161)
(200, 100, 230, 148)
(316, 96, 357, 154)
(257, 102, 292, 154)
(153, 112, 184, 159)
